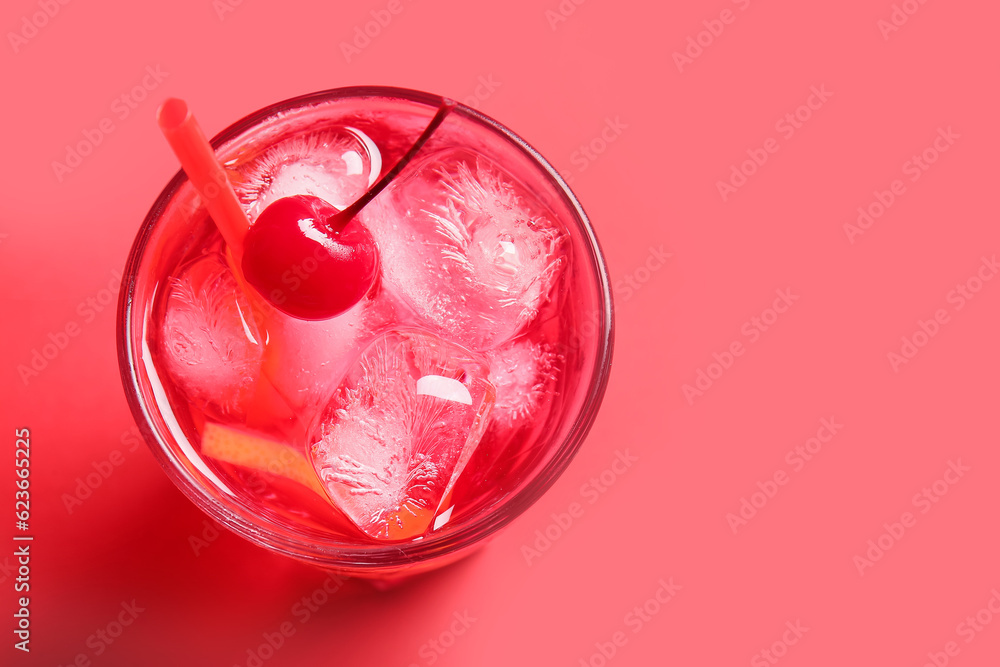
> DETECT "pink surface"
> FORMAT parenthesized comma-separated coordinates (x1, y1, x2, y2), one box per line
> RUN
(1, 0, 998, 665)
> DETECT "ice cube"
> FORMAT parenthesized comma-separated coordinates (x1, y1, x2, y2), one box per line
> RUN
(363, 149, 566, 350)
(486, 338, 560, 428)
(310, 330, 495, 540)
(159, 252, 264, 417)
(234, 127, 381, 223)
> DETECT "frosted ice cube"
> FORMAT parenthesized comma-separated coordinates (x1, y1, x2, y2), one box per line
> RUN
(234, 127, 381, 223)
(363, 149, 566, 350)
(448, 336, 563, 503)
(310, 330, 495, 540)
(486, 338, 560, 428)
(159, 253, 264, 417)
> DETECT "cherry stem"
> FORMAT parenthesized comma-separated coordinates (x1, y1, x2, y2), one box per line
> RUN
(328, 98, 455, 230)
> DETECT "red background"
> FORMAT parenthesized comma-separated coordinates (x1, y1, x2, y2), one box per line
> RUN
(2, 0, 999, 665)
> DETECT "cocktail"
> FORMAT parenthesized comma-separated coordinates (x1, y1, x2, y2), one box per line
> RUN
(118, 87, 612, 578)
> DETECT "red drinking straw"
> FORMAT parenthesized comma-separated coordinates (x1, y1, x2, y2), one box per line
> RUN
(157, 98, 249, 261)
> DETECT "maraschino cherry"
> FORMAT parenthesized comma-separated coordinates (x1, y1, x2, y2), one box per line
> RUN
(159, 96, 454, 321)
(241, 195, 378, 319)
(240, 99, 454, 320)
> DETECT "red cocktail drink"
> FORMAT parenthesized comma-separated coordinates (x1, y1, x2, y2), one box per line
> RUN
(118, 87, 612, 578)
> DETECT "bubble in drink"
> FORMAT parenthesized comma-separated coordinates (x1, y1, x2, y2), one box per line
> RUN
(310, 331, 495, 540)
(364, 149, 566, 350)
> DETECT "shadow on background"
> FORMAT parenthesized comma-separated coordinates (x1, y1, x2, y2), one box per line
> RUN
(40, 466, 486, 666)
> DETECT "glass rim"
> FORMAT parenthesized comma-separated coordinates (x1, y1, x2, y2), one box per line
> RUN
(117, 85, 615, 569)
